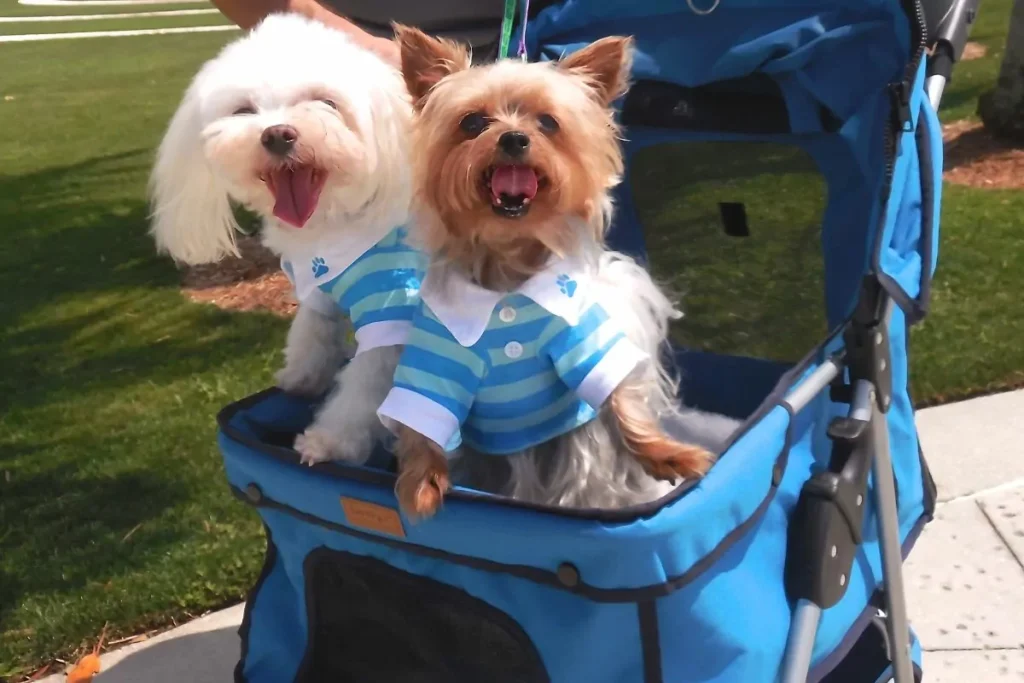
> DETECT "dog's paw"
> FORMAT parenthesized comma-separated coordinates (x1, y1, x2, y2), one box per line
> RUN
(396, 467, 450, 520)
(275, 364, 333, 397)
(636, 440, 714, 482)
(294, 428, 375, 466)
(294, 429, 338, 466)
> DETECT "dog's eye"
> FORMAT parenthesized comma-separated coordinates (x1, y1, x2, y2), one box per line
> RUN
(459, 112, 489, 137)
(233, 105, 257, 116)
(320, 99, 338, 110)
(538, 114, 559, 133)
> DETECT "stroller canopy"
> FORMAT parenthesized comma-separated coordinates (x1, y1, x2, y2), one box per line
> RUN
(524, 0, 937, 335)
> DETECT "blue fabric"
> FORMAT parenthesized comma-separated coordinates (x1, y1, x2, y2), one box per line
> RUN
(223, 321, 928, 681)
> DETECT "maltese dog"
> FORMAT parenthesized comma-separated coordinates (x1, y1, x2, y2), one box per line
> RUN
(148, 13, 421, 466)
(376, 26, 725, 518)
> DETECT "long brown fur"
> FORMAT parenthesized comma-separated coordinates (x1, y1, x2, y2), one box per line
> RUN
(609, 382, 714, 481)
(394, 425, 451, 519)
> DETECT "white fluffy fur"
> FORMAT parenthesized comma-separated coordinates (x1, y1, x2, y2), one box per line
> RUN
(148, 13, 414, 465)
(452, 245, 742, 509)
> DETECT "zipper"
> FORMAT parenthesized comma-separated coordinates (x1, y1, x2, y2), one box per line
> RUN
(881, 0, 928, 188)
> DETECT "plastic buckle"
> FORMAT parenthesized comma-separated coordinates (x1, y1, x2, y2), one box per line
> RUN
(785, 413, 873, 609)
(889, 81, 914, 133)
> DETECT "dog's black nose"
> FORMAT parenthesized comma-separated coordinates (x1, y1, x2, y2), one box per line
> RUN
(498, 131, 530, 158)
(261, 125, 298, 155)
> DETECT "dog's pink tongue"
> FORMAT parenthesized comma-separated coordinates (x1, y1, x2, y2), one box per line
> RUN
(490, 165, 538, 200)
(270, 167, 320, 227)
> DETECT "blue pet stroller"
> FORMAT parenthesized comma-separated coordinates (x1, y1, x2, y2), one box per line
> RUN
(215, 0, 979, 679)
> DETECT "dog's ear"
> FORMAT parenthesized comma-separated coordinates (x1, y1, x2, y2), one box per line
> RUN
(392, 23, 470, 110)
(148, 81, 241, 265)
(557, 36, 634, 105)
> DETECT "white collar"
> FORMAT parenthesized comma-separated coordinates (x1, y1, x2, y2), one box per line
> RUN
(421, 255, 591, 347)
(281, 222, 397, 301)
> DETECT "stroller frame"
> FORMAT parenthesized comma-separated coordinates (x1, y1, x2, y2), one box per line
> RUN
(780, 1, 980, 676)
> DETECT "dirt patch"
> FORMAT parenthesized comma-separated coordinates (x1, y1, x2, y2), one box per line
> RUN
(960, 41, 987, 61)
(180, 235, 297, 317)
(943, 120, 1024, 189)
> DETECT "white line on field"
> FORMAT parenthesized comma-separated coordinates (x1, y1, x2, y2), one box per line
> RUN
(0, 23, 237, 41)
(0, 8, 218, 22)
(19, 0, 208, 6)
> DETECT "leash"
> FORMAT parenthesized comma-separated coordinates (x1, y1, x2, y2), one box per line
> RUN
(499, 0, 530, 60)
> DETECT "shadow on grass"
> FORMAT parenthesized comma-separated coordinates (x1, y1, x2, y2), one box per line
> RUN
(630, 140, 829, 362)
(0, 149, 285, 414)
(0, 464, 189, 626)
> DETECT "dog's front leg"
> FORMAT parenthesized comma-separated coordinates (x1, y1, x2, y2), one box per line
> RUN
(276, 291, 353, 397)
(394, 424, 451, 520)
(294, 345, 401, 466)
(609, 381, 715, 482)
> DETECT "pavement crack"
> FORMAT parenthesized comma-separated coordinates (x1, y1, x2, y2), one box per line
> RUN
(976, 499, 1024, 574)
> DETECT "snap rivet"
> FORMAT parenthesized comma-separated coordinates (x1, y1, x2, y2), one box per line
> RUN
(556, 562, 580, 588)
(245, 483, 263, 504)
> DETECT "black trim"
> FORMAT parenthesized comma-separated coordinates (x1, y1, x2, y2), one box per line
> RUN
(876, 105, 937, 325)
(638, 601, 663, 683)
(231, 430, 786, 604)
(217, 319, 835, 525)
(874, 0, 930, 323)
(233, 524, 278, 683)
(619, 75, 842, 135)
(904, 317, 938, 520)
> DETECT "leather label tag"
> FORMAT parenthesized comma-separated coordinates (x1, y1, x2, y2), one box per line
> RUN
(340, 497, 406, 538)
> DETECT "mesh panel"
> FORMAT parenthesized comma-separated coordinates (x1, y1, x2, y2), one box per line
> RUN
(296, 550, 549, 683)
(631, 140, 828, 363)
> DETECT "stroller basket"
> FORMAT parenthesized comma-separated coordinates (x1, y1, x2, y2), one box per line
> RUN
(215, 0, 978, 679)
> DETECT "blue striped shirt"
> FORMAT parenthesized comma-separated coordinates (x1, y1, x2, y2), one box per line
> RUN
(282, 226, 427, 353)
(377, 261, 646, 454)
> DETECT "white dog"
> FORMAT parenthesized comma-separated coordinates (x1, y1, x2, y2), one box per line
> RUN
(148, 13, 417, 466)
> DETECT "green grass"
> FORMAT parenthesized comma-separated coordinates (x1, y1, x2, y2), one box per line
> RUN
(0, 34, 281, 679)
(0, 13, 231, 35)
(0, 0, 1021, 677)
(0, 0, 214, 18)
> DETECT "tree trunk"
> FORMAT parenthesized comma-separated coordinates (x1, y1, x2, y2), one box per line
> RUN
(978, 0, 1024, 143)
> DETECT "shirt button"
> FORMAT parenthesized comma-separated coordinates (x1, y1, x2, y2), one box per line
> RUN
(498, 306, 517, 323)
(504, 341, 523, 359)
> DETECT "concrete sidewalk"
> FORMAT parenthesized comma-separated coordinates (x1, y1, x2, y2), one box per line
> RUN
(39, 390, 1024, 682)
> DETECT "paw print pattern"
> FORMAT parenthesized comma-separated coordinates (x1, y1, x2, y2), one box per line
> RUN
(556, 274, 577, 298)
(311, 257, 329, 278)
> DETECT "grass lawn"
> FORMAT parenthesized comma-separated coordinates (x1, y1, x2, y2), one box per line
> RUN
(0, 0, 1021, 678)
(0, 33, 278, 679)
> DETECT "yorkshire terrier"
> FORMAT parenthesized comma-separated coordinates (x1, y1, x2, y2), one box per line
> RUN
(148, 13, 420, 466)
(377, 26, 723, 519)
